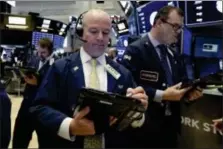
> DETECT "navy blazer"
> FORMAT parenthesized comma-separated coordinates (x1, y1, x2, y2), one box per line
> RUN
(30, 51, 137, 148)
(0, 85, 11, 148)
(23, 56, 50, 104)
(120, 35, 187, 134)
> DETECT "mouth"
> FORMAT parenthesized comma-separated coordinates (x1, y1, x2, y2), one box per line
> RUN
(93, 44, 105, 47)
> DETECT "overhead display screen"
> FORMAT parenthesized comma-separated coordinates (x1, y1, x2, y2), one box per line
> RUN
(137, 1, 178, 34)
(31, 31, 53, 49)
(185, 1, 223, 26)
(53, 35, 65, 49)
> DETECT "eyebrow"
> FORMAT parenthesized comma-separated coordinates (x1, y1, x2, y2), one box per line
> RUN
(89, 28, 110, 32)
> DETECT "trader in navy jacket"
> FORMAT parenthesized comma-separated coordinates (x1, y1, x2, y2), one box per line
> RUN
(30, 9, 148, 148)
(120, 6, 203, 148)
(13, 38, 54, 148)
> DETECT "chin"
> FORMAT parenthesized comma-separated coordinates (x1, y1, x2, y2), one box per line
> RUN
(90, 50, 105, 58)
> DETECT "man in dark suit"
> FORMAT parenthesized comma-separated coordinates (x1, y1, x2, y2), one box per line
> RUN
(120, 6, 203, 148)
(0, 82, 11, 148)
(30, 9, 148, 148)
(12, 38, 54, 148)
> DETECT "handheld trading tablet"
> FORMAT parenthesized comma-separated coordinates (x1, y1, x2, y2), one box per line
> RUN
(76, 88, 146, 133)
(181, 71, 223, 102)
(181, 71, 223, 89)
(16, 66, 38, 78)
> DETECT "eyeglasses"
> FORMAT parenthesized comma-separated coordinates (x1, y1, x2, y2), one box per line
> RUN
(162, 19, 184, 31)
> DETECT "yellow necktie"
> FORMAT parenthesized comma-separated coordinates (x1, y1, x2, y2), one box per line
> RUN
(89, 59, 100, 89)
(84, 58, 103, 149)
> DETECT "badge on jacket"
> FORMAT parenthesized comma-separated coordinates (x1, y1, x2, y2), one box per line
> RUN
(104, 64, 121, 80)
(140, 70, 159, 82)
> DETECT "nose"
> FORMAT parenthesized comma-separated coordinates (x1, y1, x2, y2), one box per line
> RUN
(97, 31, 103, 41)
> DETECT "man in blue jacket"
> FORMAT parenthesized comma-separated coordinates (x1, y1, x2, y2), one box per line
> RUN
(13, 38, 54, 148)
(120, 6, 203, 148)
(30, 9, 148, 148)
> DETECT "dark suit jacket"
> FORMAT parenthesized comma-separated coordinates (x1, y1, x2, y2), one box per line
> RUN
(30, 51, 137, 148)
(23, 56, 50, 108)
(0, 84, 11, 148)
(120, 35, 187, 136)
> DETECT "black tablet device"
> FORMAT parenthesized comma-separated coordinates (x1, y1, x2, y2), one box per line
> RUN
(16, 66, 38, 78)
(181, 71, 223, 102)
(181, 71, 223, 88)
(77, 88, 146, 133)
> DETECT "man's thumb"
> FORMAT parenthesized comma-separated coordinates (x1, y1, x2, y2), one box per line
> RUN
(75, 106, 90, 120)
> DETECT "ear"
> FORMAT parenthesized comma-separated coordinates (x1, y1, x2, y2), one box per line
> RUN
(156, 19, 163, 27)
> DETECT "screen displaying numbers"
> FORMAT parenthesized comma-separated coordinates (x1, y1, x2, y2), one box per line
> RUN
(32, 32, 53, 49)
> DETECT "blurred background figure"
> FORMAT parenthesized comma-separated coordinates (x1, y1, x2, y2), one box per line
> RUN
(0, 81, 12, 148)
(12, 38, 53, 148)
(107, 47, 118, 62)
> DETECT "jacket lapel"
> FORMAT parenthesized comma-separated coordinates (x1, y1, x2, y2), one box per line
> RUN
(142, 35, 164, 72)
(68, 52, 85, 89)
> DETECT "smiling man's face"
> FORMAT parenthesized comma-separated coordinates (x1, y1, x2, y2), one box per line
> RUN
(82, 10, 112, 58)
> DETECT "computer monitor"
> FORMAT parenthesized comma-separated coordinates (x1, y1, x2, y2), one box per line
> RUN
(53, 35, 65, 49)
(31, 31, 53, 49)
(194, 36, 222, 58)
(182, 27, 193, 56)
(185, 1, 223, 27)
(194, 36, 222, 77)
(136, 1, 179, 35)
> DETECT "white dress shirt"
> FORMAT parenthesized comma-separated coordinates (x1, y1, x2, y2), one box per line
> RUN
(58, 47, 144, 141)
(38, 61, 44, 71)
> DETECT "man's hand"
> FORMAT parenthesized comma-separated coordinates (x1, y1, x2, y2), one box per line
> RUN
(187, 87, 203, 101)
(69, 106, 95, 136)
(163, 82, 191, 101)
(24, 75, 37, 86)
(126, 86, 148, 109)
(212, 118, 223, 132)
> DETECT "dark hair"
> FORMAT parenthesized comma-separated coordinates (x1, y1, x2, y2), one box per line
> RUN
(153, 6, 184, 26)
(38, 38, 53, 54)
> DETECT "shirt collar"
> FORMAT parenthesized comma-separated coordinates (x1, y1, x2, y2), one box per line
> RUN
(148, 32, 161, 48)
(80, 47, 106, 66)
